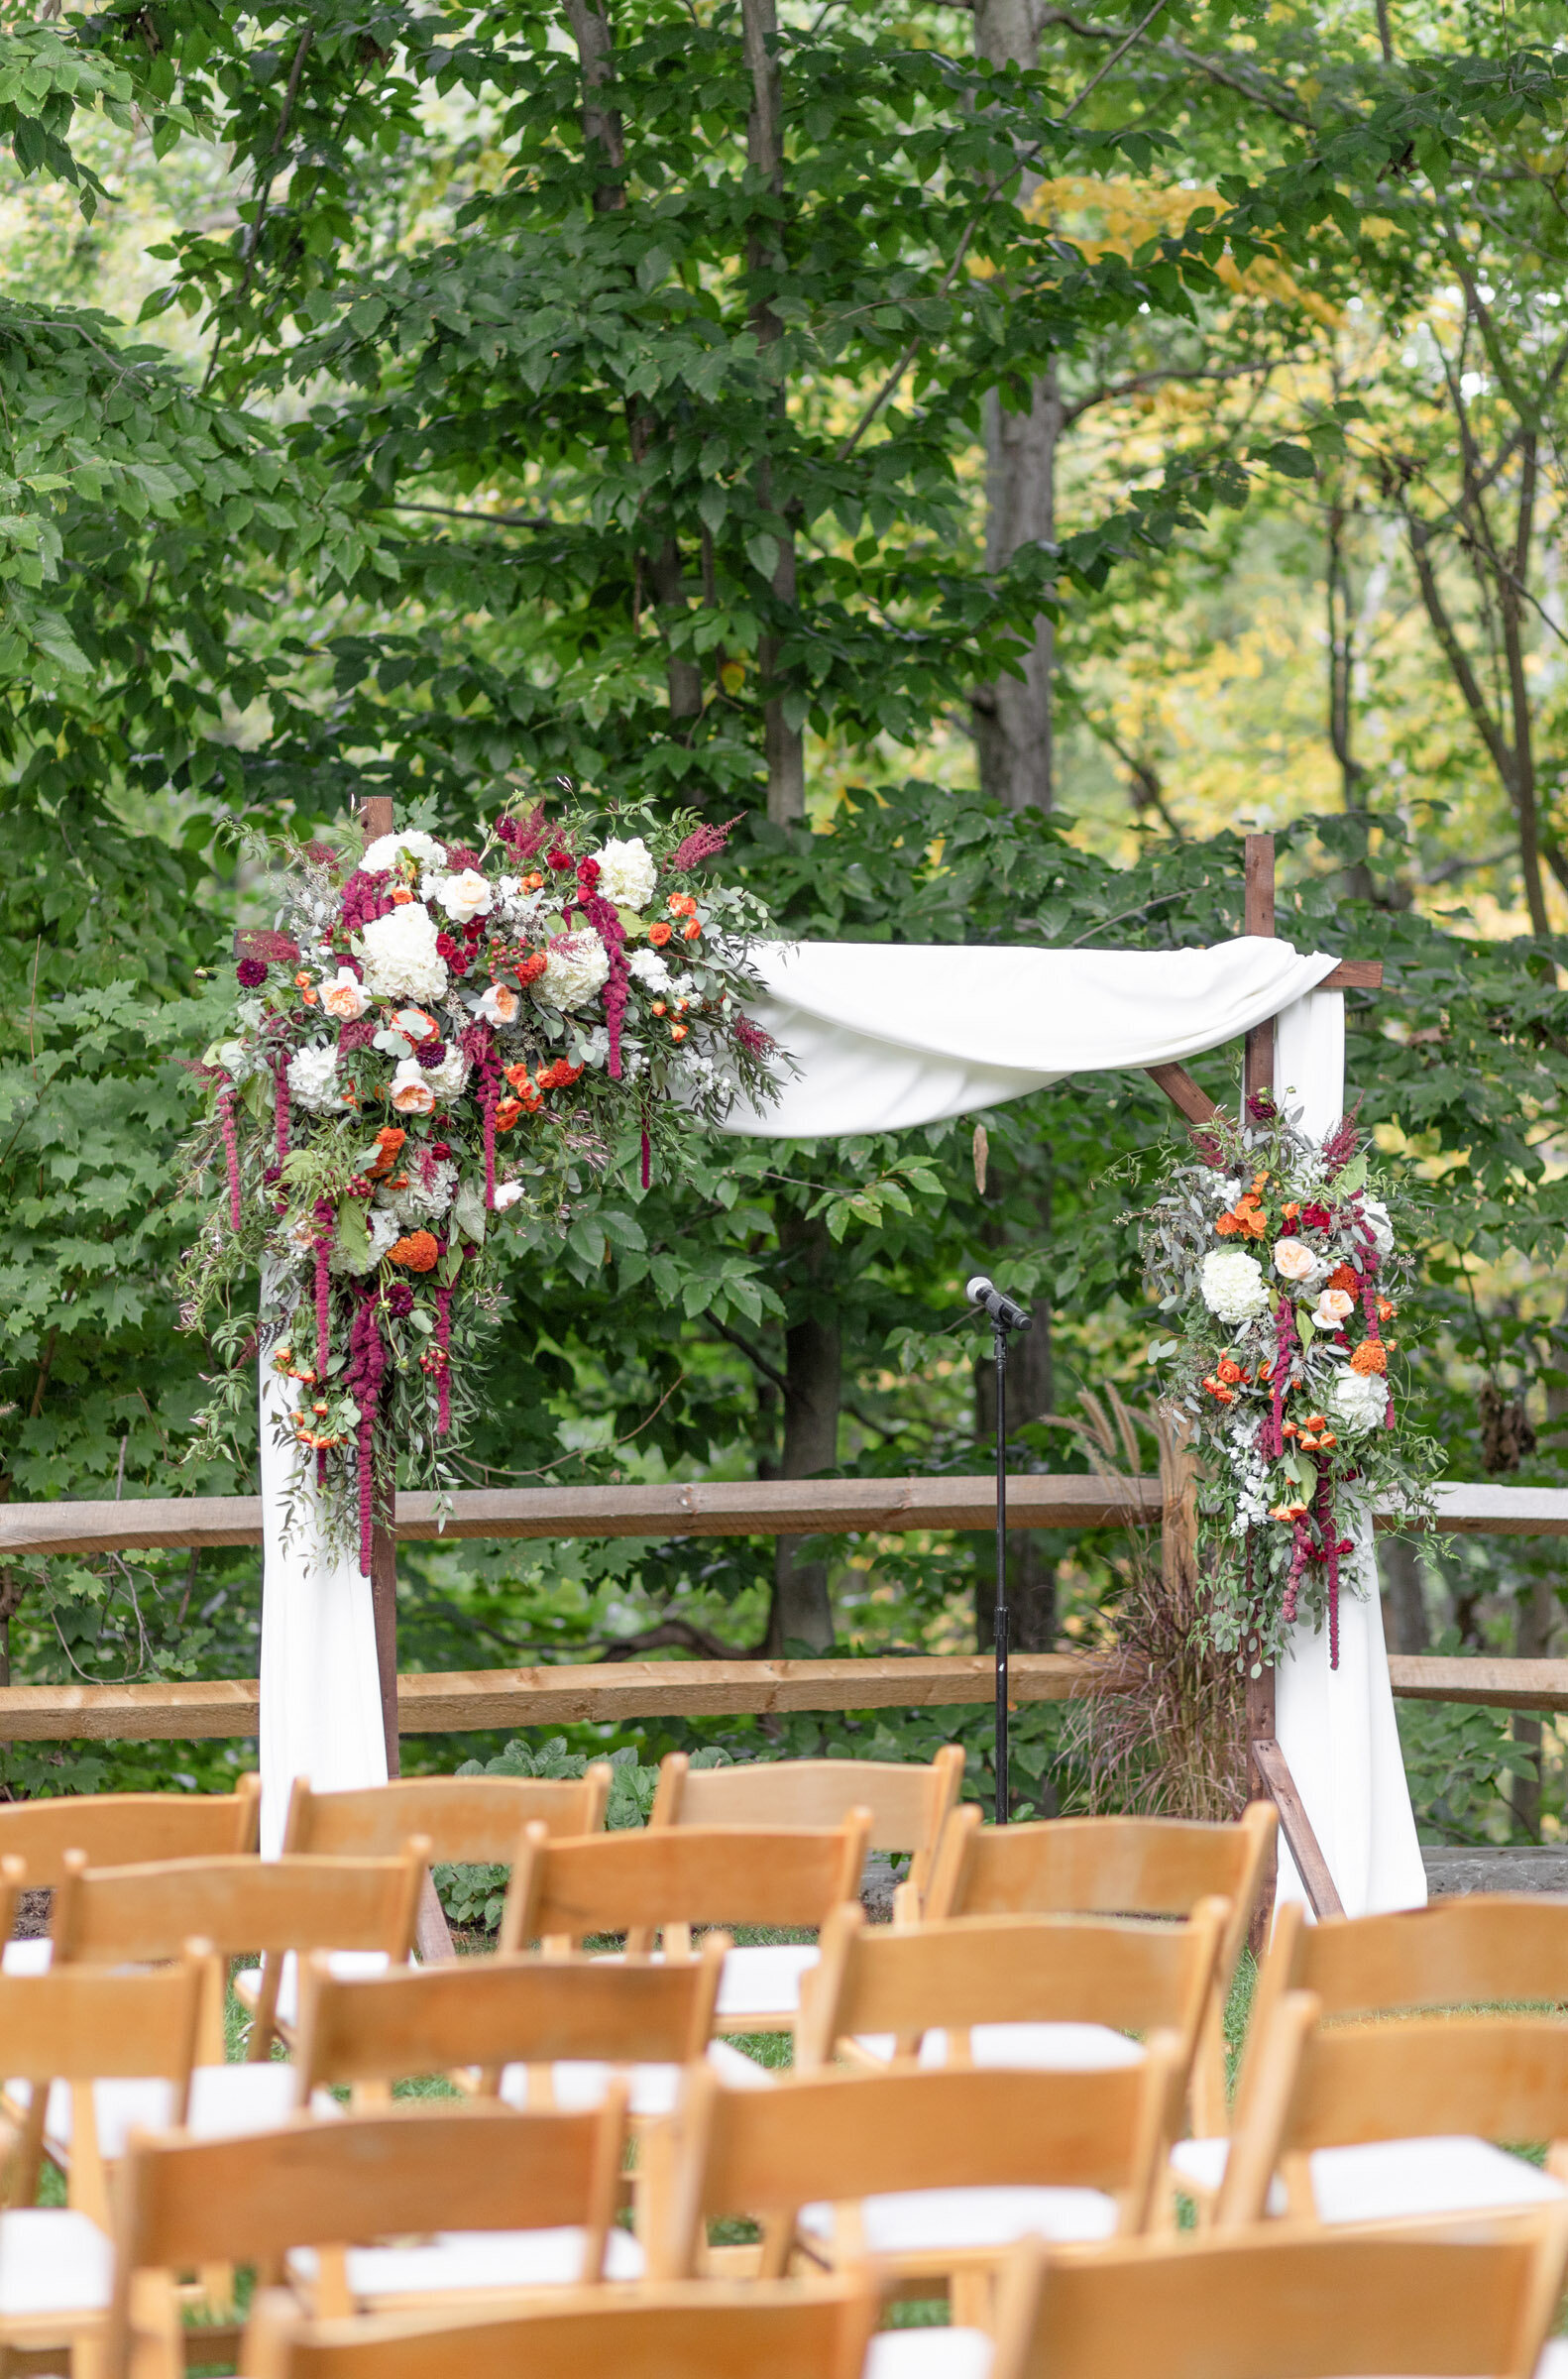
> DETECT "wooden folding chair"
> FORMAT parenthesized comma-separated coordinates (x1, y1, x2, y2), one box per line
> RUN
(0, 1779, 262, 1974)
(107, 2095, 633, 2379)
(291, 1932, 765, 2118)
(52, 1841, 428, 2065)
(986, 2212, 1568, 2379)
(500, 1812, 871, 2039)
(1183, 1893, 1568, 2213)
(1218, 1988, 1568, 2231)
(650, 1747, 963, 1905)
(0, 1952, 207, 2373)
(922, 1803, 1276, 2135)
(645, 2039, 1184, 2322)
(797, 1898, 1227, 2112)
(280, 1770, 614, 1860)
(239, 2272, 883, 2379)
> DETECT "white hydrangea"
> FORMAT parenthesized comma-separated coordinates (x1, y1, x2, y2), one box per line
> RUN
(359, 903, 448, 1003)
(537, 930, 610, 1011)
(391, 1160, 459, 1225)
(437, 867, 492, 925)
(285, 1044, 343, 1114)
(1331, 1366, 1389, 1434)
(364, 828, 445, 875)
(1200, 1247, 1270, 1324)
(422, 1047, 469, 1099)
(330, 1206, 401, 1276)
(592, 836, 658, 912)
(1359, 1195, 1395, 1257)
(628, 948, 672, 993)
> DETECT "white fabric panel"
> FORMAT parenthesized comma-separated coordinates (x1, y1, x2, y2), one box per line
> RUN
(798, 2185, 1119, 2252)
(0, 2208, 114, 2317)
(1, 1939, 51, 1976)
(865, 2329, 993, 2379)
(1273, 991, 1426, 1922)
(715, 1941, 821, 2018)
(1309, 2135, 1564, 2225)
(851, 2022, 1142, 2072)
(258, 1271, 388, 1858)
(721, 938, 1339, 1137)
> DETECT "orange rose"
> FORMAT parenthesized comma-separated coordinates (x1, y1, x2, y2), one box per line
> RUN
(682, 920, 701, 941)
(391, 887, 414, 905)
(494, 1097, 523, 1132)
(648, 922, 673, 948)
(1350, 1340, 1388, 1375)
(388, 1230, 439, 1272)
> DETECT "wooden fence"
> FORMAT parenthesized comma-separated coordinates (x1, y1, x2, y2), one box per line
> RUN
(1, 1474, 1564, 1742)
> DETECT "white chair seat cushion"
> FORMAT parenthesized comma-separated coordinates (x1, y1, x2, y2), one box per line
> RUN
(799, 2185, 1119, 2254)
(1168, 2135, 1288, 2215)
(865, 2328, 993, 2379)
(290, 2226, 644, 2298)
(716, 1943, 820, 2019)
(1, 1939, 52, 1977)
(9, 2064, 323, 2160)
(498, 2038, 772, 2116)
(1308, 2135, 1566, 2225)
(0, 2208, 113, 2318)
(853, 2024, 1142, 2073)
(233, 1950, 391, 2027)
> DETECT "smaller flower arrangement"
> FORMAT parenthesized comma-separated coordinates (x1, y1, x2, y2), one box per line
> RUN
(178, 800, 780, 1572)
(1142, 1095, 1433, 1670)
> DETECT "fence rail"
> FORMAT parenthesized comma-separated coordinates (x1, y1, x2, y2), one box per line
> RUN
(2, 1475, 1566, 1742)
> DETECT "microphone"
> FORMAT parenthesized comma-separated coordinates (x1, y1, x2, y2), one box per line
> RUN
(967, 1275, 1032, 1332)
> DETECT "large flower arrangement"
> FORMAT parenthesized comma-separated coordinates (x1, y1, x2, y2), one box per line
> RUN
(178, 803, 779, 1572)
(1142, 1095, 1433, 1670)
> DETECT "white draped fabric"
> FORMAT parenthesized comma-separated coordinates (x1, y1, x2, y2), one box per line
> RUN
(719, 935, 1338, 1137)
(1273, 995, 1427, 1918)
(258, 1272, 387, 1856)
(257, 930, 1424, 1909)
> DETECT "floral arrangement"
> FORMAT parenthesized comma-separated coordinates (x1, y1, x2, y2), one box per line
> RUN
(178, 802, 780, 1572)
(1142, 1094, 1433, 1670)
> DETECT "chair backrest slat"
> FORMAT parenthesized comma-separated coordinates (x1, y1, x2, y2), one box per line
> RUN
(797, 1900, 1227, 2076)
(0, 1780, 261, 1886)
(651, 1750, 963, 1894)
(499, 1815, 870, 1951)
(987, 2218, 1568, 2379)
(239, 2275, 882, 2379)
(282, 1769, 612, 1862)
(51, 1848, 427, 1965)
(0, 1955, 206, 2087)
(294, 1935, 728, 2094)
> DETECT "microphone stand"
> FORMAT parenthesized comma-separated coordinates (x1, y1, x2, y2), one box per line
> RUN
(991, 1311, 1011, 1826)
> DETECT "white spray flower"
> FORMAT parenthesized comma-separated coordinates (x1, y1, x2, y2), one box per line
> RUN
(1359, 1195, 1395, 1257)
(359, 903, 448, 1004)
(628, 948, 672, 993)
(363, 828, 445, 875)
(1200, 1248, 1270, 1324)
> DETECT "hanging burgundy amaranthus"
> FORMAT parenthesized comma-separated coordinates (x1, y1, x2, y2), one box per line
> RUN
(346, 1291, 388, 1578)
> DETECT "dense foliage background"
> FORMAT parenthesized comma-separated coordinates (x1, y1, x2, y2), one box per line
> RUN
(1, 0, 1566, 1844)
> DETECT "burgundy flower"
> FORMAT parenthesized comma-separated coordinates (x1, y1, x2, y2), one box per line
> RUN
(340, 868, 394, 931)
(1300, 1202, 1333, 1232)
(422, 1038, 447, 1067)
(385, 1284, 414, 1318)
(577, 856, 601, 892)
(1246, 1090, 1277, 1123)
(444, 843, 483, 872)
(497, 803, 549, 861)
(546, 846, 574, 872)
(305, 841, 343, 873)
(431, 1141, 452, 1159)
(436, 932, 461, 963)
(671, 815, 742, 871)
(236, 957, 268, 988)
(236, 928, 300, 965)
(733, 1016, 774, 1058)
(337, 1018, 377, 1053)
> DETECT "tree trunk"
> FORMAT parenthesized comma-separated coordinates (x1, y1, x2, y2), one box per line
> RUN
(1326, 488, 1376, 902)
(740, 0, 805, 826)
(969, 0, 1058, 814)
(765, 1211, 840, 1652)
(1377, 1534, 1427, 1654)
(646, 538, 704, 725)
(1512, 1565, 1554, 1840)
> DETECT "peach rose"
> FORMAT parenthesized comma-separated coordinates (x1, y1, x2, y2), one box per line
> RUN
(1311, 1288, 1355, 1329)
(320, 967, 369, 1022)
(478, 982, 520, 1027)
(389, 1057, 436, 1114)
(1273, 1236, 1317, 1282)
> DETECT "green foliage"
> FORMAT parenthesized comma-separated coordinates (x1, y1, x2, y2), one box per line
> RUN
(431, 1738, 661, 1933)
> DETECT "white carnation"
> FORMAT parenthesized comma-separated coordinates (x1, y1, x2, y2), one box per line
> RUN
(359, 903, 448, 1004)
(592, 836, 658, 912)
(437, 868, 492, 925)
(364, 829, 445, 875)
(1200, 1248, 1270, 1324)
(285, 1044, 342, 1114)
(538, 930, 610, 1012)
(1359, 1196, 1395, 1257)
(1331, 1366, 1389, 1434)
(628, 948, 671, 993)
